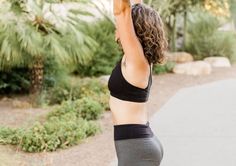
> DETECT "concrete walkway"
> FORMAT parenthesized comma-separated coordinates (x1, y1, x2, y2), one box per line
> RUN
(110, 79, 236, 166)
(150, 79, 236, 166)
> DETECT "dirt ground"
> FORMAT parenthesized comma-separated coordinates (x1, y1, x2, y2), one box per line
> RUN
(0, 65, 235, 166)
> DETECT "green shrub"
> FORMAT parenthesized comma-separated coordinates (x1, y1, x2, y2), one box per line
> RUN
(153, 61, 175, 74)
(46, 80, 72, 105)
(90, 92, 110, 111)
(0, 127, 22, 145)
(74, 97, 104, 120)
(19, 118, 97, 152)
(20, 122, 48, 152)
(0, 94, 103, 152)
(46, 77, 109, 108)
(186, 11, 236, 62)
(0, 109, 99, 153)
(74, 18, 122, 77)
(48, 97, 104, 121)
(78, 78, 109, 110)
(46, 100, 76, 119)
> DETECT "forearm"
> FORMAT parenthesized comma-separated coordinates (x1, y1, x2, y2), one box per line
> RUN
(113, 0, 131, 15)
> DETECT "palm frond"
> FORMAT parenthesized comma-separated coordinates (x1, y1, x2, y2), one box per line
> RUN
(0, 0, 98, 71)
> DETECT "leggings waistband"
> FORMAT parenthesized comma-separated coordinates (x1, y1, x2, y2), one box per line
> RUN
(114, 121, 154, 140)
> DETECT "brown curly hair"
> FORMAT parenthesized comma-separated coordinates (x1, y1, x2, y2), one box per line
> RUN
(131, 3, 168, 65)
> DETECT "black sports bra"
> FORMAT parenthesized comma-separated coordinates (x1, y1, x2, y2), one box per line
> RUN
(108, 57, 152, 102)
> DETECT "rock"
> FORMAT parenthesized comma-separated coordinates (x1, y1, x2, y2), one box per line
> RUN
(99, 75, 110, 84)
(12, 100, 32, 109)
(173, 61, 212, 76)
(204, 57, 231, 67)
(1, 97, 10, 102)
(165, 52, 194, 63)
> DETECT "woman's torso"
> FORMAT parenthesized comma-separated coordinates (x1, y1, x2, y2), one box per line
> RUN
(109, 55, 152, 125)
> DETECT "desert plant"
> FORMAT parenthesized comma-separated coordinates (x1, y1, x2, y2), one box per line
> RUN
(0, 101, 101, 152)
(0, 0, 97, 95)
(186, 11, 236, 61)
(74, 18, 122, 76)
(74, 97, 104, 120)
(153, 61, 176, 74)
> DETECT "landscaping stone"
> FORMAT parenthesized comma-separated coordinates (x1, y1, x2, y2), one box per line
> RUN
(99, 75, 110, 84)
(173, 61, 212, 76)
(1, 97, 10, 102)
(204, 57, 231, 67)
(12, 100, 32, 109)
(165, 52, 194, 63)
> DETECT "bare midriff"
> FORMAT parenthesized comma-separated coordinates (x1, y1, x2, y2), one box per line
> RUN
(109, 95, 148, 125)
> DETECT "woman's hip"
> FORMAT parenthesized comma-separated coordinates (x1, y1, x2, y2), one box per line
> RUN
(113, 122, 164, 165)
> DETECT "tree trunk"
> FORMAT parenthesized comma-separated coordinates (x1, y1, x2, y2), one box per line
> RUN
(29, 56, 44, 95)
(234, 15, 236, 30)
(171, 13, 177, 52)
(183, 9, 187, 50)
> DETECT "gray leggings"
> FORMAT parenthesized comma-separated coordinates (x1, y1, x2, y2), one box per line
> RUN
(114, 135, 164, 166)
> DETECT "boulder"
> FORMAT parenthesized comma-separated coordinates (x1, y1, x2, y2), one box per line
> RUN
(12, 100, 32, 109)
(204, 57, 231, 67)
(165, 52, 194, 63)
(173, 61, 212, 76)
(99, 75, 110, 84)
(1, 97, 11, 102)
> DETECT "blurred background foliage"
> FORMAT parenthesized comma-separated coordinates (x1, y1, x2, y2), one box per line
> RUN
(0, 0, 235, 96)
(145, 0, 236, 62)
(74, 18, 122, 77)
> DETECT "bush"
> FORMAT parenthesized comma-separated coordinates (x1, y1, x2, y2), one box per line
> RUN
(78, 78, 109, 110)
(74, 18, 122, 77)
(74, 97, 104, 120)
(0, 99, 102, 152)
(46, 79, 72, 105)
(48, 97, 104, 121)
(0, 127, 22, 145)
(19, 118, 100, 152)
(153, 61, 175, 75)
(46, 77, 109, 109)
(46, 100, 76, 119)
(186, 11, 236, 62)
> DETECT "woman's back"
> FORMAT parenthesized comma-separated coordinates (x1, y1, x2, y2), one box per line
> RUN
(108, 55, 152, 125)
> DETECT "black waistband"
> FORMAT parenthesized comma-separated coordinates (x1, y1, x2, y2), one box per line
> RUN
(114, 121, 154, 140)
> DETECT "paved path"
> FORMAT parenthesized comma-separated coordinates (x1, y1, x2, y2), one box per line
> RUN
(150, 79, 236, 166)
(110, 79, 236, 166)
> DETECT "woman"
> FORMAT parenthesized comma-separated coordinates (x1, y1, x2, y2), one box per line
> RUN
(108, 0, 167, 165)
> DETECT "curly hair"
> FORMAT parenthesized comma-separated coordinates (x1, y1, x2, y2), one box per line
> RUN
(131, 3, 168, 65)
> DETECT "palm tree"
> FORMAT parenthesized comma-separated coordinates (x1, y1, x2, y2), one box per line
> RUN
(0, 0, 97, 95)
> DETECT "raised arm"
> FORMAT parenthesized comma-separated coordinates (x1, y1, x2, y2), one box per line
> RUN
(113, 0, 131, 15)
(113, 0, 145, 65)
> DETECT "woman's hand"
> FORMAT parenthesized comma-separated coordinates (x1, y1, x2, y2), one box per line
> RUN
(131, 0, 143, 4)
(113, 0, 131, 15)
